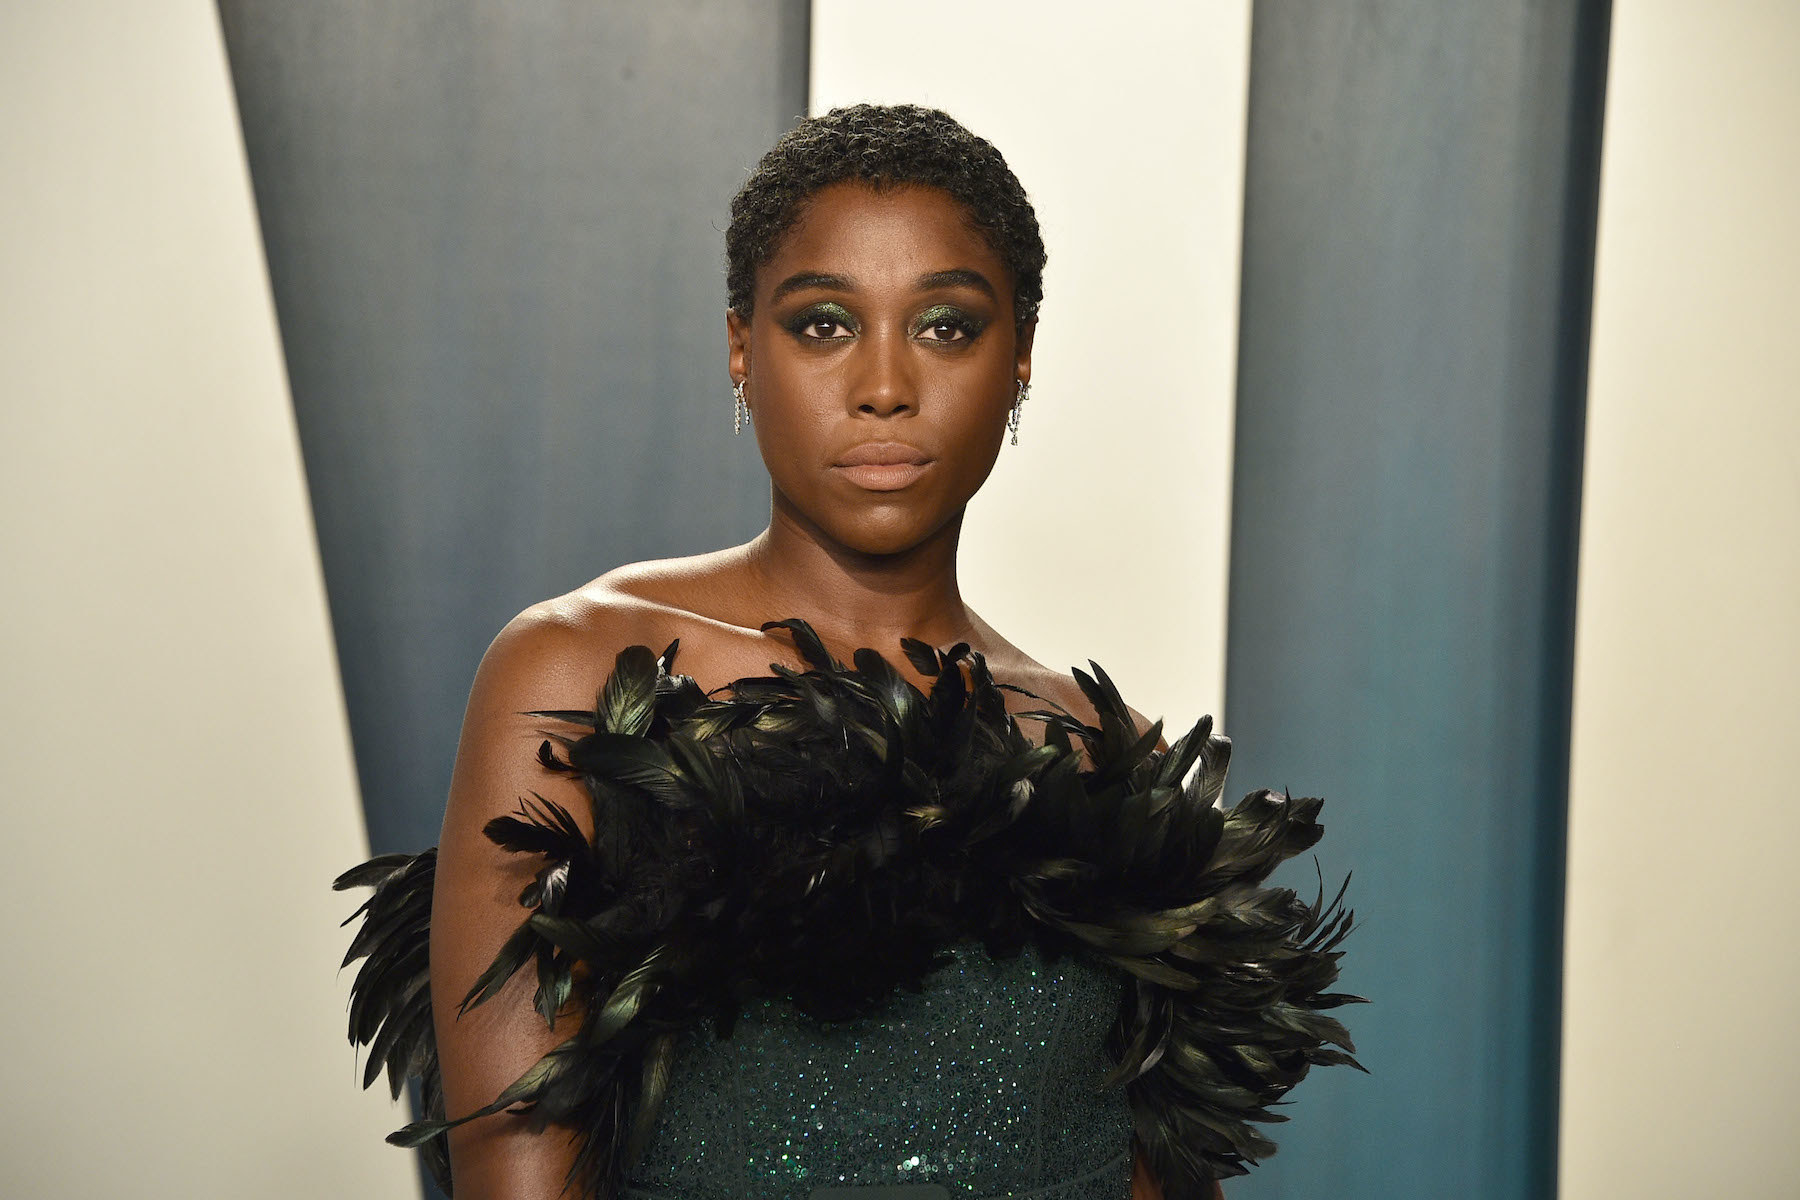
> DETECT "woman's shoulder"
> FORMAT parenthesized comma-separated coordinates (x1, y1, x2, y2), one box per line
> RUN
(485, 551, 1160, 740)
(964, 618, 1163, 746)
(473, 582, 653, 702)
(484, 548, 792, 698)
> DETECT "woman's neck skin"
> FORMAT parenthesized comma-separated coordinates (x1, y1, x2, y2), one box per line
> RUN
(739, 494, 980, 655)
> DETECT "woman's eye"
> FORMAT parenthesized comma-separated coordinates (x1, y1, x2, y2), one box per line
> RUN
(912, 308, 983, 343)
(786, 307, 856, 340)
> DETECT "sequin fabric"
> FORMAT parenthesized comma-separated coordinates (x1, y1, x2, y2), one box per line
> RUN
(624, 941, 1133, 1200)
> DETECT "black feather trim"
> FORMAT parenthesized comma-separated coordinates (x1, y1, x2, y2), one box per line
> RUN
(333, 850, 451, 1191)
(337, 621, 1362, 1199)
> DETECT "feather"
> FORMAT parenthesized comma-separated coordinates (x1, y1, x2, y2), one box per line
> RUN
(336, 620, 1361, 1198)
(599, 645, 659, 736)
(759, 617, 839, 671)
(899, 636, 942, 677)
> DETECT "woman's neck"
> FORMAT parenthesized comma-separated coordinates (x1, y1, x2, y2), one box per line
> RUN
(740, 506, 979, 654)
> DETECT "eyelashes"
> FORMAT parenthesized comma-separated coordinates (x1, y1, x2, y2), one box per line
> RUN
(909, 304, 986, 344)
(784, 302, 857, 341)
(782, 302, 987, 346)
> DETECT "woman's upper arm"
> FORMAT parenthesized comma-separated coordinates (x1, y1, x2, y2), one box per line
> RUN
(428, 605, 631, 1199)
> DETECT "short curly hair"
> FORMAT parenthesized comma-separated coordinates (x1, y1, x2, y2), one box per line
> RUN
(726, 104, 1046, 328)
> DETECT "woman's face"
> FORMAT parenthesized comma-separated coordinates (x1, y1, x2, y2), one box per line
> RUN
(728, 181, 1034, 558)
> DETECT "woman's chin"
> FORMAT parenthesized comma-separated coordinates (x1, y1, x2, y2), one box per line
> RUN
(836, 530, 936, 559)
(825, 511, 962, 560)
(768, 483, 968, 560)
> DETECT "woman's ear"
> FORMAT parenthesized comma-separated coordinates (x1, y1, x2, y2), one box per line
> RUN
(1014, 316, 1037, 387)
(726, 308, 751, 390)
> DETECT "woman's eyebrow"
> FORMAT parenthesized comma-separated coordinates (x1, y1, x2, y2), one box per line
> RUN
(914, 268, 996, 299)
(768, 268, 996, 305)
(769, 271, 853, 304)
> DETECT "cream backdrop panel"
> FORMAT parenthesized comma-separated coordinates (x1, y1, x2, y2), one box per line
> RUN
(0, 3, 419, 1197)
(809, 1, 1251, 734)
(1559, 2, 1800, 1197)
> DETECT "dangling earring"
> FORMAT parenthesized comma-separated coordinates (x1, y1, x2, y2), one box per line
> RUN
(733, 379, 751, 435)
(1008, 379, 1028, 445)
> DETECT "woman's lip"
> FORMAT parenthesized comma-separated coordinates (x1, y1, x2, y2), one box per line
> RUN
(832, 461, 932, 491)
(835, 441, 932, 467)
(831, 441, 934, 491)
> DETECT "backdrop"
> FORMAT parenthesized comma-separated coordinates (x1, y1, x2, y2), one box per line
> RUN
(4, 2, 1796, 1197)
(216, 0, 810, 860)
(1223, 4, 1609, 1196)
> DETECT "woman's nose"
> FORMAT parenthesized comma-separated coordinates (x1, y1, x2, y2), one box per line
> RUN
(848, 329, 915, 417)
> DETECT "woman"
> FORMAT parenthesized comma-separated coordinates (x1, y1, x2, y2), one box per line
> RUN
(340, 104, 1357, 1200)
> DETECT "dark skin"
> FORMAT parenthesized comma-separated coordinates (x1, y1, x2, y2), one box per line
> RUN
(430, 181, 1216, 1199)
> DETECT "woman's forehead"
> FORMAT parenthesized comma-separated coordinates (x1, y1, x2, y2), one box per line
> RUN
(760, 181, 1008, 296)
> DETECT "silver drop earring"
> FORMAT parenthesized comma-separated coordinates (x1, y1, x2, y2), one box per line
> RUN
(1008, 379, 1028, 445)
(733, 379, 751, 435)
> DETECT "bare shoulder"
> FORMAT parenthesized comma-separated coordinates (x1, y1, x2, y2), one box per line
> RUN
(467, 588, 658, 715)
(969, 625, 1162, 747)
(476, 547, 740, 680)
(592, 544, 745, 599)
(499, 548, 802, 697)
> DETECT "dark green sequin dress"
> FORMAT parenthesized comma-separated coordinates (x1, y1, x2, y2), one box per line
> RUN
(626, 942, 1132, 1199)
(336, 623, 1358, 1200)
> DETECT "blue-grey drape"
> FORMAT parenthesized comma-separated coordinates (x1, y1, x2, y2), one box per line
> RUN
(1224, 3, 1609, 1197)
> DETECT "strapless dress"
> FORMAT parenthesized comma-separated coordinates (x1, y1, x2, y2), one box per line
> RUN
(336, 620, 1359, 1199)
(626, 942, 1131, 1199)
